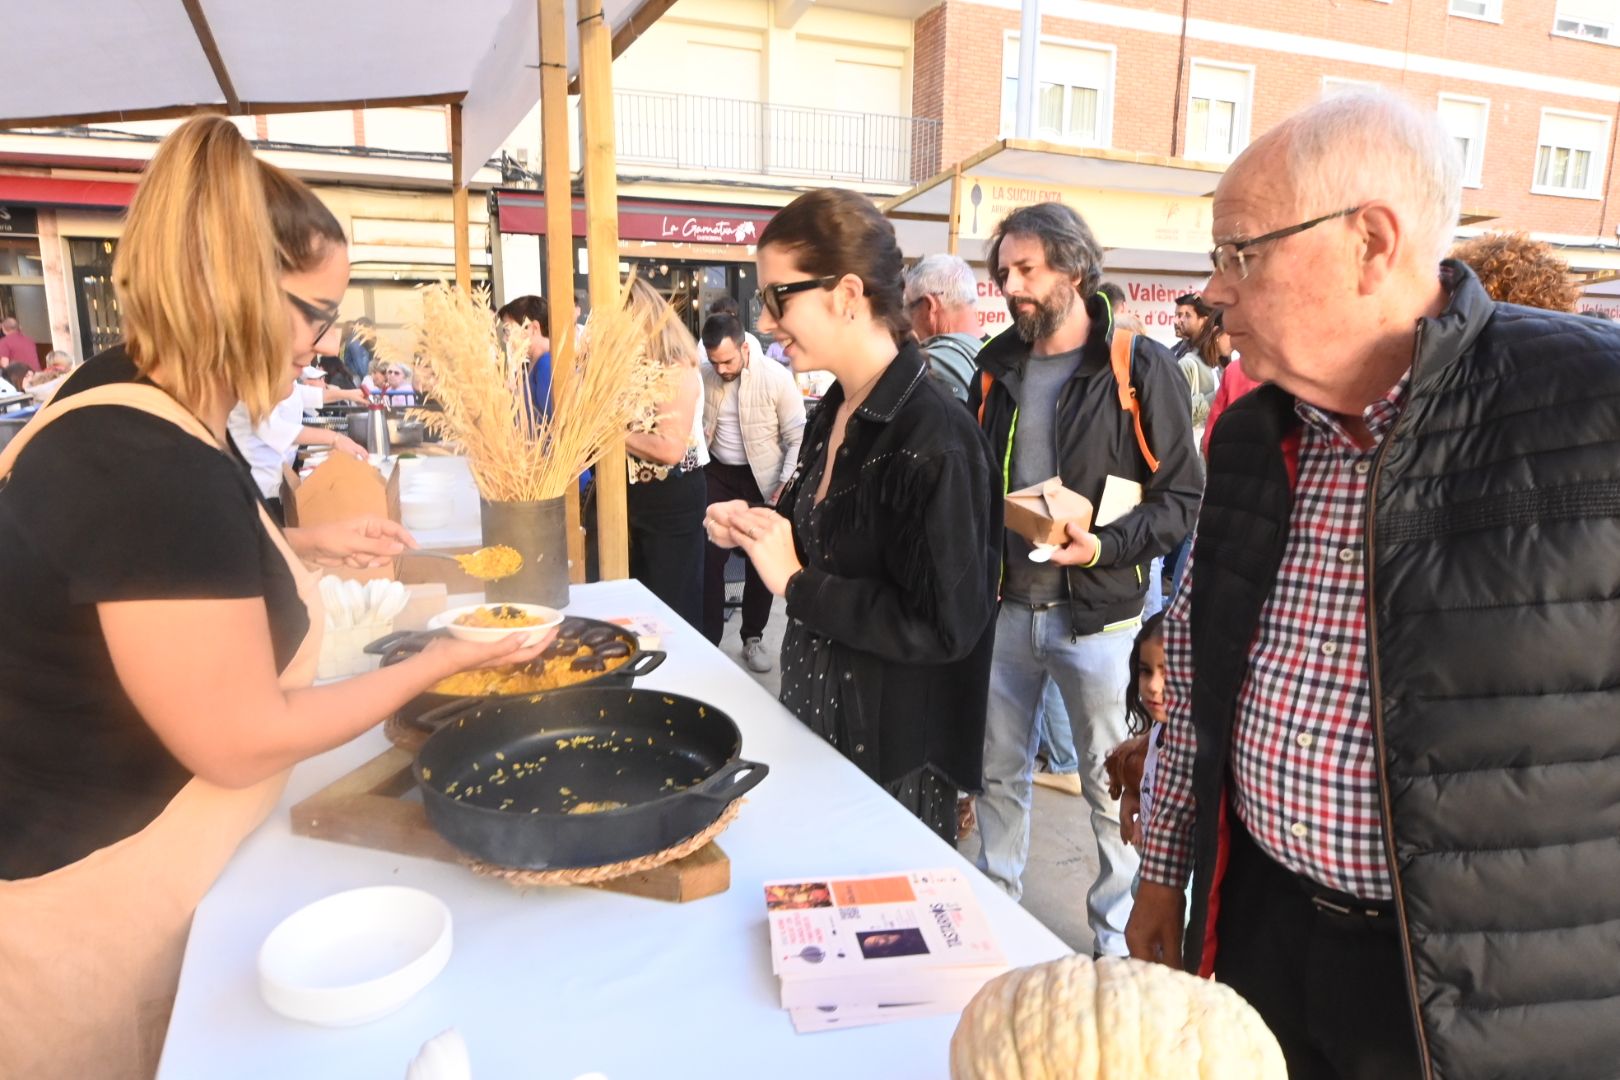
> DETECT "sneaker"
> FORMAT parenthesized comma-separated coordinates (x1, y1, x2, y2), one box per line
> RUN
(742, 637, 773, 673)
(1032, 770, 1083, 796)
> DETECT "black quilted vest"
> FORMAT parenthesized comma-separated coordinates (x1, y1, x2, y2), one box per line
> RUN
(1183, 263, 1620, 1080)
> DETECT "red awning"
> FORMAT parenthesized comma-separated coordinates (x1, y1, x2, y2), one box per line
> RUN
(0, 175, 136, 210)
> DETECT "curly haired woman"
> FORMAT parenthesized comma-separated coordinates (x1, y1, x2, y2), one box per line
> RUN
(1450, 231, 1580, 312)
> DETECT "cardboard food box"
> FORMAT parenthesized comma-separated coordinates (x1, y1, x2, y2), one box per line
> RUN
(1004, 477, 1094, 548)
(280, 454, 402, 583)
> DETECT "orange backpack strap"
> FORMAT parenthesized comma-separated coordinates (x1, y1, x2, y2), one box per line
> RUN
(1110, 329, 1160, 473)
(976, 369, 993, 426)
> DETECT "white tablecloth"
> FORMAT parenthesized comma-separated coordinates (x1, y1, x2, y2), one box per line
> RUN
(157, 580, 1069, 1080)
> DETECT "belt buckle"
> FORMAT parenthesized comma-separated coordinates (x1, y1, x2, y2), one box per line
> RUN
(1310, 893, 1383, 919)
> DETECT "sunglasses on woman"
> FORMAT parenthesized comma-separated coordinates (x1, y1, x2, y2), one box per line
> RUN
(755, 275, 839, 321)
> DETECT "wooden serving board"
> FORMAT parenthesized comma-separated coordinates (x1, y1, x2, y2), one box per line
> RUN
(290, 746, 730, 903)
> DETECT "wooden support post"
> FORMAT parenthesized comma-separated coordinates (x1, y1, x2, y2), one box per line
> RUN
(539, 0, 586, 584)
(946, 161, 963, 256)
(450, 103, 472, 293)
(578, 0, 629, 580)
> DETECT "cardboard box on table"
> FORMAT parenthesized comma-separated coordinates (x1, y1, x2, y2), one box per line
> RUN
(1003, 477, 1094, 548)
(279, 454, 401, 583)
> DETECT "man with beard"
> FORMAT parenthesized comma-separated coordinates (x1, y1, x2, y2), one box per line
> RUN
(1171, 292, 1211, 359)
(698, 312, 805, 671)
(968, 202, 1202, 953)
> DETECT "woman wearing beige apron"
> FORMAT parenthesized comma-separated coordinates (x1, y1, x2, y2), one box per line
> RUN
(0, 118, 547, 1080)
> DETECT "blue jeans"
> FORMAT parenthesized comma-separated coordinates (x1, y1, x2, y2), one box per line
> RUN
(1143, 555, 1166, 618)
(976, 604, 1140, 954)
(1169, 533, 1193, 600)
(1034, 677, 1077, 774)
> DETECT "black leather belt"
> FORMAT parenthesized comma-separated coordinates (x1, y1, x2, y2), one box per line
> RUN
(1296, 877, 1396, 920)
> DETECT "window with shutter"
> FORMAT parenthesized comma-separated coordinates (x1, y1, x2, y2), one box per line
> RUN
(1532, 110, 1610, 197)
(1449, 0, 1502, 20)
(1186, 63, 1252, 162)
(1553, 0, 1615, 42)
(999, 36, 1114, 148)
(1437, 96, 1489, 188)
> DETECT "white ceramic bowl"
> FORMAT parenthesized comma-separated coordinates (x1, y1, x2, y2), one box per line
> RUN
(403, 480, 456, 502)
(400, 493, 452, 531)
(258, 886, 452, 1027)
(429, 602, 563, 646)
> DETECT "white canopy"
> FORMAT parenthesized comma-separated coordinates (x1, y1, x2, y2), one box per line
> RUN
(883, 138, 1502, 273)
(0, 0, 669, 184)
(882, 139, 1228, 273)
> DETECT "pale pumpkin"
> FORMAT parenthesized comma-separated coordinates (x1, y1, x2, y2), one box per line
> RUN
(405, 1028, 472, 1080)
(950, 955, 1288, 1080)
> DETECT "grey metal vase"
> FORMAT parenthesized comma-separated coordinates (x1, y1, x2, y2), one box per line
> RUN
(479, 496, 569, 607)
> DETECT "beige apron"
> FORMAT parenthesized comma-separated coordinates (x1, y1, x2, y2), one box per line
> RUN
(0, 384, 325, 1080)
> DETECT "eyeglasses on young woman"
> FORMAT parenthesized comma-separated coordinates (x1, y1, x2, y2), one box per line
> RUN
(755, 275, 840, 320)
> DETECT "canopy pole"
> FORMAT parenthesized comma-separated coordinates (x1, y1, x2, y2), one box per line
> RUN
(1014, 0, 1039, 139)
(539, 0, 586, 584)
(450, 102, 471, 292)
(947, 161, 963, 256)
(579, 0, 629, 580)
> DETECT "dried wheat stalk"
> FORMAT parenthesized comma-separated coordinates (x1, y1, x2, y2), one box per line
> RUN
(389, 281, 674, 503)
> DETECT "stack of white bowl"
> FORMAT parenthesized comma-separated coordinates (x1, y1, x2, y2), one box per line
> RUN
(399, 469, 456, 532)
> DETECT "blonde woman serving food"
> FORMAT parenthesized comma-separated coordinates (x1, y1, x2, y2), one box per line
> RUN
(0, 118, 547, 1078)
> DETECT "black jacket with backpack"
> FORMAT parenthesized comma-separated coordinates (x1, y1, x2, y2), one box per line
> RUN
(968, 293, 1203, 636)
(921, 331, 982, 403)
(1183, 263, 1620, 1078)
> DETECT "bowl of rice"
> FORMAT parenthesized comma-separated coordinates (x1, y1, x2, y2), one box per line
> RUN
(428, 603, 564, 647)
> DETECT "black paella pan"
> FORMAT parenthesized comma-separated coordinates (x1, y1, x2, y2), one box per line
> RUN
(412, 687, 768, 870)
(366, 615, 666, 732)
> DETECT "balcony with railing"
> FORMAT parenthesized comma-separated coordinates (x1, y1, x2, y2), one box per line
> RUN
(615, 90, 942, 187)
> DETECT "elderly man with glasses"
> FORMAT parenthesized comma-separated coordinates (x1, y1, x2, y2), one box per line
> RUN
(1130, 91, 1620, 1080)
(902, 253, 984, 403)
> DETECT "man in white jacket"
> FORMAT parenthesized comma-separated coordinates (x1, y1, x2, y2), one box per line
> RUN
(699, 313, 806, 672)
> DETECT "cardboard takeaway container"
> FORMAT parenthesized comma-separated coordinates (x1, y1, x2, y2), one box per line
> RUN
(279, 454, 401, 583)
(1004, 477, 1094, 548)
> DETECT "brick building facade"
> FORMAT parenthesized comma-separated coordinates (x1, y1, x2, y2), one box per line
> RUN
(913, 0, 1620, 269)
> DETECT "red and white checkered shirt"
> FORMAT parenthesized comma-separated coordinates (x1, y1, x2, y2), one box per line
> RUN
(1140, 373, 1411, 901)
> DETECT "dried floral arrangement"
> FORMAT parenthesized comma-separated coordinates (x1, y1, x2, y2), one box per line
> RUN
(394, 281, 676, 502)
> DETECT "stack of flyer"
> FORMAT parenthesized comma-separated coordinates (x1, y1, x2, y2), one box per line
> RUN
(764, 869, 1008, 1033)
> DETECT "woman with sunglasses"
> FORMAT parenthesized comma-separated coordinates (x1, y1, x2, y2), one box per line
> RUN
(704, 189, 1001, 842)
(381, 361, 418, 406)
(0, 118, 547, 1077)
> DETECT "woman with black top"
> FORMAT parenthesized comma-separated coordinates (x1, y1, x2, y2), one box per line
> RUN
(624, 277, 708, 629)
(704, 189, 1001, 843)
(0, 117, 547, 1078)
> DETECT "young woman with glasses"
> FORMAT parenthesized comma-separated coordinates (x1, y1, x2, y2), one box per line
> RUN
(703, 188, 1001, 842)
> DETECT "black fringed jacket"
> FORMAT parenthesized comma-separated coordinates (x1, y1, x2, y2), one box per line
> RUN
(776, 341, 1002, 791)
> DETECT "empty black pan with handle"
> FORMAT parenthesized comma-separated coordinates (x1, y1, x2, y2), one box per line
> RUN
(412, 687, 768, 870)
